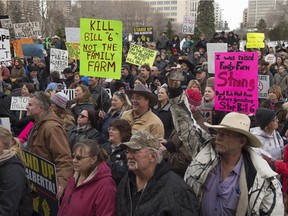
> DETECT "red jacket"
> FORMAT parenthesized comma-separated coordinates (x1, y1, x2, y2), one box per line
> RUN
(58, 162, 116, 216)
(275, 144, 288, 193)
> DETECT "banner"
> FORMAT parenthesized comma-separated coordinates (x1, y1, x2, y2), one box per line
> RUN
(13, 21, 41, 38)
(0, 18, 12, 29)
(80, 18, 122, 79)
(50, 48, 68, 73)
(181, 15, 195, 34)
(258, 75, 270, 99)
(22, 44, 44, 58)
(10, 96, 29, 111)
(214, 52, 258, 114)
(246, 33, 265, 48)
(126, 43, 157, 67)
(23, 150, 58, 216)
(12, 38, 33, 57)
(133, 27, 153, 43)
(65, 27, 80, 43)
(207, 43, 227, 74)
(0, 28, 11, 61)
(65, 42, 80, 60)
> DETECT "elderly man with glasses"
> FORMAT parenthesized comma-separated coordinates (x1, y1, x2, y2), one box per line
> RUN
(117, 131, 198, 216)
(167, 78, 284, 215)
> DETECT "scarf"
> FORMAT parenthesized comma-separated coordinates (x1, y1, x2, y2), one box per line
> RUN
(200, 97, 214, 110)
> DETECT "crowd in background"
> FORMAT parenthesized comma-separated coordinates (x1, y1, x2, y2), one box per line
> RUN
(1, 30, 288, 215)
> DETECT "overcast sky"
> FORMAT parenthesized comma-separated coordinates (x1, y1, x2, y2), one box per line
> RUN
(216, 0, 249, 30)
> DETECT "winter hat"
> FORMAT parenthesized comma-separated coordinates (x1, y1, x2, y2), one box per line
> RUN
(255, 108, 276, 130)
(185, 88, 202, 107)
(50, 92, 68, 109)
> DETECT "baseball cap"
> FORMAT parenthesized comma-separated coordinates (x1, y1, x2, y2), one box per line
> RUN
(121, 131, 159, 150)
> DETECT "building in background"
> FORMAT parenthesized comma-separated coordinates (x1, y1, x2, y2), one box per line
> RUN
(247, 0, 278, 27)
(242, 8, 248, 28)
(214, 1, 223, 30)
(144, 0, 222, 28)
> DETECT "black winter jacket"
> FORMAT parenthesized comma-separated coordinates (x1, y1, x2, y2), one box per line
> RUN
(117, 161, 199, 216)
(68, 126, 101, 149)
(0, 155, 33, 216)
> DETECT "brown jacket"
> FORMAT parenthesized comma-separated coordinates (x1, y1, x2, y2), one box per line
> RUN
(121, 109, 164, 138)
(28, 112, 73, 188)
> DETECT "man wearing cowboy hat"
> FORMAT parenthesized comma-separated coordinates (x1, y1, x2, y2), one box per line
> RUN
(167, 79, 284, 215)
(121, 83, 164, 138)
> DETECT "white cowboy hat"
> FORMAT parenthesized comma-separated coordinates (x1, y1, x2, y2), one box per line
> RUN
(204, 112, 262, 147)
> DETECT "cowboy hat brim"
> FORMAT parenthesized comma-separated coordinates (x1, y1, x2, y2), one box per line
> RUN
(126, 89, 158, 107)
(178, 59, 194, 71)
(204, 122, 262, 147)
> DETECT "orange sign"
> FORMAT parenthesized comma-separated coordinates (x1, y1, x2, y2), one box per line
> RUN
(12, 38, 33, 57)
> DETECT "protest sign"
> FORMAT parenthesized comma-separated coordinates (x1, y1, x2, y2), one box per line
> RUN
(50, 48, 68, 73)
(0, 117, 11, 131)
(12, 37, 33, 57)
(126, 43, 157, 67)
(61, 89, 76, 101)
(0, 28, 10, 62)
(181, 15, 195, 34)
(0, 18, 12, 29)
(80, 18, 122, 79)
(10, 96, 29, 111)
(65, 27, 80, 42)
(207, 43, 227, 74)
(22, 44, 44, 58)
(214, 52, 258, 114)
(133, 27, 153, 43)
(258, 75, 270, 99)
(65, 42, 80, 60)
(23, 150, 58, 216)
(13, 21, 41, 38)
(265, 54, 276, 64)
(246, 33, 265, 48)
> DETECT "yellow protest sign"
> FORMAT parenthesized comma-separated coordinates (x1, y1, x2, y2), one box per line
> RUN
(66, 42, 80, 60)
(246, 33, 265, 48)
(80, 18, 122, 79)
(12, 37, 33, 57)
(126, 43, 157, 67)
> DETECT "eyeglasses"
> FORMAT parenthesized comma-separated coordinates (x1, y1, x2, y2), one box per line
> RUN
(78, 114, 88, 119)
(72, 154, 92, 161)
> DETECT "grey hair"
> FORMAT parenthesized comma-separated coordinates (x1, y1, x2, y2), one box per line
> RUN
(30, 91, 51, 111)
(147, 147, 163, 164)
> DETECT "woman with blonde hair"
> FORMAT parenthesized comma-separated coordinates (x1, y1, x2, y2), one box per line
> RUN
(0, 126, 33, 215)
(98, 91, 131, 143)
(67, 84, 96, 118)
(187, 79, 201, 90)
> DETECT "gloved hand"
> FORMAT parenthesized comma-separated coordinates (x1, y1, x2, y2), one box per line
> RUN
(42, 49, 48, 57)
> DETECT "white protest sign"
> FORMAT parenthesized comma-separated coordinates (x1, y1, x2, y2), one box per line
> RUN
(65, 27, 80, 43)
(61, 89, 76, 101)
(50, 48, 68, 73)
(0, 117, 11, 131)
(258, 75, 270, 99)
(10, 96, 29, 111)
(207, 43, 227, 73)
(265, 54, 276, 64)
(13, 21, 41, 38)
(0, 28, 11, 61)
(181, 15, 195, 34)
(0, 19, 12, 29)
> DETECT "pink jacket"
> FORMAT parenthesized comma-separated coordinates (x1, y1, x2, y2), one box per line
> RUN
(58, 162, 116, 216)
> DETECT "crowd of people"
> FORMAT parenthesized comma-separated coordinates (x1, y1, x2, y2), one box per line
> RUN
(1, 30, 288, 215)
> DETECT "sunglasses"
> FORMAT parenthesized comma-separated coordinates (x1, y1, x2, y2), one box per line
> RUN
(78, 114, 88, 119)
(72, 154, 92, 161)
